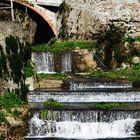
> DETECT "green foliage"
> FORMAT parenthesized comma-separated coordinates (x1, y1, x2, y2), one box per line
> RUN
(11, 109, 22, 117)
(0, 112, 6, 124)
(0, 92, 23, 109)
(95, 103, 127, 109)
(39, 110, 48, 120)
(58, 0, 70, 39)
(43, 98, 65, 109)
(0, 35, 33, 101)
(24, 61, 34, 78)
(31, 41, 95, 53)
(89, 64, 140, 81)
(94, 23, 127, 69)
(58, 0, 70, 15)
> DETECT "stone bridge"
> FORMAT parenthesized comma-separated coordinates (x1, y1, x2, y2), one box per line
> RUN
(0, 0, 63, 35)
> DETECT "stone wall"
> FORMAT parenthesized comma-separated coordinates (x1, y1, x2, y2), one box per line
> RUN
(60, 0, 140, 40)
(0, 10, 36, 47)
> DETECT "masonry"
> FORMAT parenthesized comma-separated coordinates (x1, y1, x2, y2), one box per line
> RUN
(61, 0, 140, 40)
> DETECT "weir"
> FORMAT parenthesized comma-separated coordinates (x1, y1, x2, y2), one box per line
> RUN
(27, 80, 140, 139)
(32, 52, 72, 73)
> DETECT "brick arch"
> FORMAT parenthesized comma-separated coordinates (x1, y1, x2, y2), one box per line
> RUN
(3, 0, 57, 35)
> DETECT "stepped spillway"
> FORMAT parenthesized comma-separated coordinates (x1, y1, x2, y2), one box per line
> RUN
(27, 80, 140, 139)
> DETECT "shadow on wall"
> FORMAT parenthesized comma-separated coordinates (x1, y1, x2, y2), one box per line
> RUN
(0, 1, 55, 44)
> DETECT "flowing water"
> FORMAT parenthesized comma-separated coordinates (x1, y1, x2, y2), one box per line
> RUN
(32, 52, 55, 74)
(69, 81, 132, 90)
(26, 111, 140, 139)
(27, 80, 140, 139)
(62, 52, 72, 73)
(28, 91, 140, 103)
(32, 52, 72, 73)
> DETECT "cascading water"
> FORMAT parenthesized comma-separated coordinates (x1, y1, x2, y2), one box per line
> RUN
(69, 80, 132, 90)
(26, 80, 140, 139)
(32, 52, 55, 74)
(62, 52, 72, 73)
(26, 111, 140, 139)
(28, 91, 140, 103)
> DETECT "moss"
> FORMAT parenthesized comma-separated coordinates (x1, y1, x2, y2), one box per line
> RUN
(31, 41, 95, 53)
(43, 98, 65, 109)
(39, 110, 48, 120)
(89, 64, 140, 82)
(95, 103, 127, 109)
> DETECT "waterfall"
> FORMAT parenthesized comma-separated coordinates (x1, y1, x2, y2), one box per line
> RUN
(28, 91, 140, 103)
(62, 52, 72, 73)
(32, 52, 55, 74)
(70, 81, 132, 90)
(27, 111, 140, 139)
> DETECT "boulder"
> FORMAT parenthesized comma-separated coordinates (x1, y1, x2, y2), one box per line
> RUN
(131, 56, 140, 64)
(132, 41, 140, 53)
(72, 49, 97, 72)
(6, 117, 23, 128)
(134, 121, 140, 135)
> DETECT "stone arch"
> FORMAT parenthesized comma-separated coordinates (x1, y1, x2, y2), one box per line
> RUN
(0, 0, 58, 43)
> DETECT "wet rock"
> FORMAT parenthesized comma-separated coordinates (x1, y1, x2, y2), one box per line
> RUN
(134, 121, 140, 135)
(132, 81, 140, 88)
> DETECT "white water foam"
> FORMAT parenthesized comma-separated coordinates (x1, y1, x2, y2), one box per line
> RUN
(27, 113, 139, 139)
(32, 52, 55, 74)
(28, 91, 140, 103)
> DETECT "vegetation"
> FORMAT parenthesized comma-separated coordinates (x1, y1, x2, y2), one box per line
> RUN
(93, 23, 128, 69)
(89, 63, 140, 82)
(58, 0, 71, 39)
(0, 36, 33, 101)
(24, 61, 34, 78)
(43, 98, 65, 109)
(0, 92, 23, 109)
(0, 91, 25, 125)
(31, 40, 95, 53)
(95, 103, 127, 109)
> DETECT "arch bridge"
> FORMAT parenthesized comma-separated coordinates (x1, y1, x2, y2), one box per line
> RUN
(0, 0, 62, 43)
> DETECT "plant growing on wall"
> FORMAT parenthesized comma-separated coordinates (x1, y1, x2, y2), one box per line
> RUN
(93, 23, 127, 69)
(0, 35, 32, 101)
(58, 0, 71, 40)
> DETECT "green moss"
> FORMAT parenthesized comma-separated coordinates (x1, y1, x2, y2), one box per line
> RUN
(31, 41, 95, 53)
(95, 103, 127, 109)
(43, 98, 65, 109)
(39, 110, 48, 120)
(89, 64, 140, 82)
(24, 61, 34, 78)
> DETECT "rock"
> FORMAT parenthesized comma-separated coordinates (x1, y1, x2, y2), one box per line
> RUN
(131, 56, 140, 64)
(35, 80, 63, 90)
(132, 41, 140, 53)
(63, 0, 140, 40)
(25, 76, 34, 91)
(132, 81, 140, 88)
(6, 117, 23, 128)
(72, 49, 97, 72)
(134, 121, 140, 135)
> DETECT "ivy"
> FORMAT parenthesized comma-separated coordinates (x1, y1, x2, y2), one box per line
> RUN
(0, 35, 32, 101)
